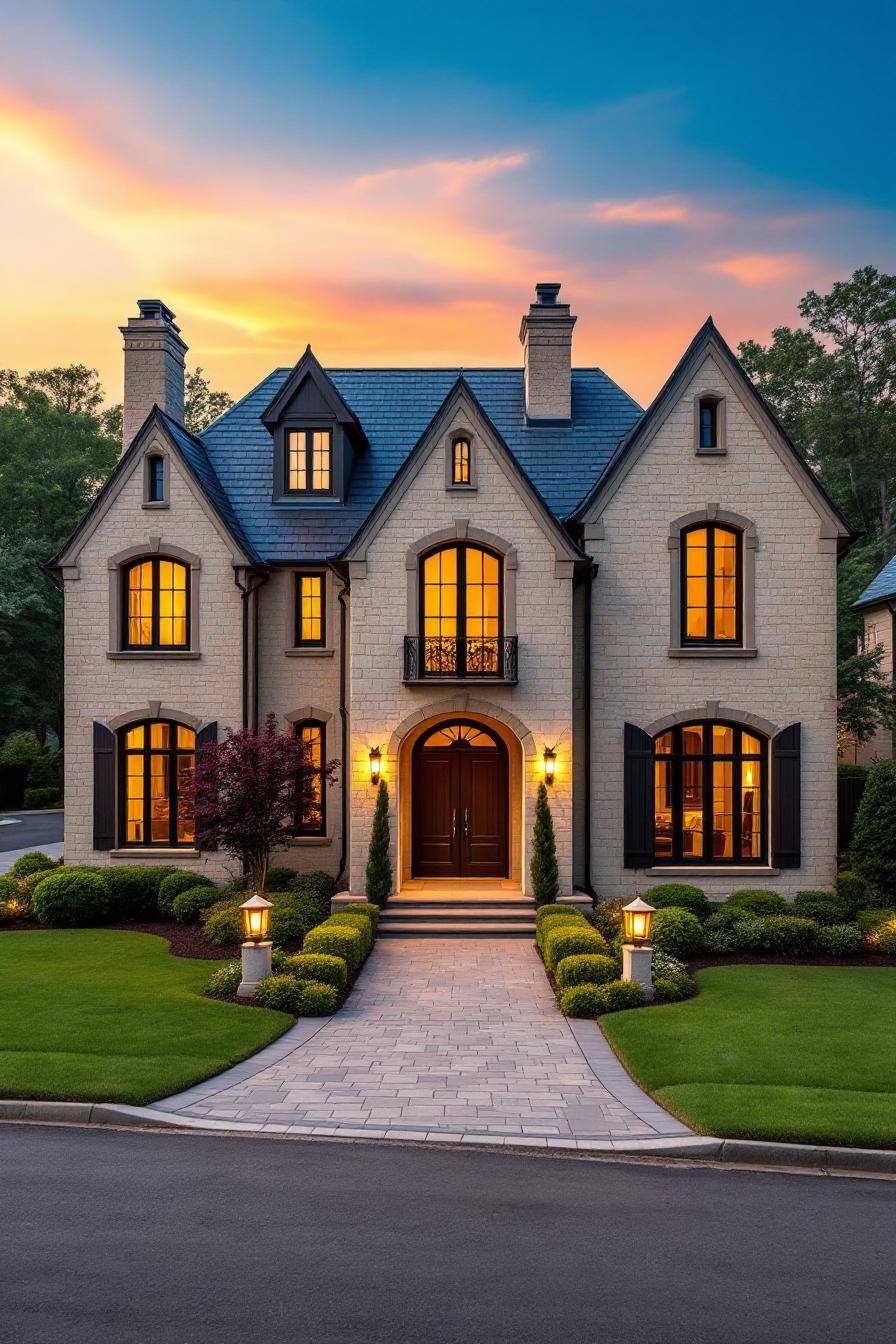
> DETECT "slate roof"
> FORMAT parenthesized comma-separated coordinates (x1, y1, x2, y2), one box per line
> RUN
(199, 367, 642, 562)
(853, 553, 896, 610)
(158, 411, 262, 563)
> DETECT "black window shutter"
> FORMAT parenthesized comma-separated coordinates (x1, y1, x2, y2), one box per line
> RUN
(195, 722, 218, 851)
(93, 722, 116, 851)
(623, 722, 654, 868)
(772, 722, 801, 869)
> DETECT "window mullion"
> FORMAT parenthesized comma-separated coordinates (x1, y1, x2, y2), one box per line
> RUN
(169, 744, 177, 848)
(458, 545, 468, 676)
(673, 725, 682, 862)
(707, 529, 715, 643)
(702, 736, 711, 862)
(143, 733, 151, 847)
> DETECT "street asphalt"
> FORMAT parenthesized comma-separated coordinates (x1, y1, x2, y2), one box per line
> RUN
(1, 1125, 893, 1343)
(0, 810, 63, 853)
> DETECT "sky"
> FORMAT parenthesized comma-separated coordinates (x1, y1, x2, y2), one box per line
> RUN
(0, 0, 893, 406)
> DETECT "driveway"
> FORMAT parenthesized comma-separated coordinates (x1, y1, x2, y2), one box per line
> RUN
(153, 937, 692, 1146)
(0, 810, 63, 873)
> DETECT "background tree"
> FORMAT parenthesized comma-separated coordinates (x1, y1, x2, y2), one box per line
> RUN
(365, 780, 392, 907)
(530, 781, 559, 905)
(191, 713, 337, 895)
(837, 645, 896, 757)
(849, 758, 896, 898)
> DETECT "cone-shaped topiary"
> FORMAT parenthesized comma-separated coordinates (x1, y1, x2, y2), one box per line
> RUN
(530, 781, 559, 906)
(850, 758, 896, 900)
(365, 779, 393, 907)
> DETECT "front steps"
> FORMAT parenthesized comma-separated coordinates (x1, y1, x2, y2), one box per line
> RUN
(378, 886, 536, 938)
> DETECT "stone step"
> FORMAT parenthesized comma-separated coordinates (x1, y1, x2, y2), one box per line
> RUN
(380, 903, 535, 921)
(377, 919, 535, 938)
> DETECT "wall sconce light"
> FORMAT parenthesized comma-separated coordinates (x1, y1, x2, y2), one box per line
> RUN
(369, 746, 382, 786)
(543, 746, 556, 785)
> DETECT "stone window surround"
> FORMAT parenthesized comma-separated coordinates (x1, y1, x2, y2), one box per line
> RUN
(404, 521, 518, 640)
(694, 390, 727, 456)
(668, 505, 757, 657)
(106, 540, 201, 660)
(283, 706, 334, 845)
(101, 705, 208, 860)
(142, 446, 169, 509)
(285, 568, 336, 658)
(445, 428, 477, 491)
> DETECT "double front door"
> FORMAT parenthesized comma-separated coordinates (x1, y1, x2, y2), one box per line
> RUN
(412, 730, 508, 879)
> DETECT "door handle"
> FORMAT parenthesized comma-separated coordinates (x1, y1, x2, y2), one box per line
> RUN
(464, 808, 469, 843)
(451, 808, 456, 838)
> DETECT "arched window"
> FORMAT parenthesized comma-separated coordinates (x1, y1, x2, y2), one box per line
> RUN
(295, 719, 325, 835)
(653, 722, 766, 864)
(681, 523, 741, 645)
(419, 542, 503, 677)
(451, 437, 471, 485)
(122, 557, 190, 649)
(121, 721, 195, 847)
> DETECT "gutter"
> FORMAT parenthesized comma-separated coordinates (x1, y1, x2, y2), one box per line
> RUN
(574, 561, 598, 902)
(329, 560, 351, 890)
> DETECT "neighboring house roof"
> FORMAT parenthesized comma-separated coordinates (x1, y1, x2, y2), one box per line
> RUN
(199, 366, 641, 562)
(853, 553, 896, 610)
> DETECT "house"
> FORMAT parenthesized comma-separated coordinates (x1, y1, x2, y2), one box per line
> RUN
(48, 285, 855, 904)
(850, 555, 896, 764)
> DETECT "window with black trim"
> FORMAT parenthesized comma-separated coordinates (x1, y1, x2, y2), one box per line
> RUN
(120, 720, 195, 847)
(147, 455, 166, 503)
(681, 523, 741, 645)
(295, 719, 325, 835)
(698, 397, 719, 450)
(295, 573, 326, 647)
(420, 542, 503, 676)
(653, 722, 765, 864)
(286, 429, 332, 494)
(452, 437, 471, 485)
(122, 557, 190, 649)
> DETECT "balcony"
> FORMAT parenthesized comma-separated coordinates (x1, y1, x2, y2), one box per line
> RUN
(403, 635, 519, 685)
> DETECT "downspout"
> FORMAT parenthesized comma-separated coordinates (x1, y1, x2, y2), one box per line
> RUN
(233, 567, 269, 731)
(578, 561, 598, 901)
(329, 560, 350, 890)
(234, 569, 250, 730)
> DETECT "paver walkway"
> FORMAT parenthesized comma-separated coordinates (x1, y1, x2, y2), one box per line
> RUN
(152, 939, 693, 1147)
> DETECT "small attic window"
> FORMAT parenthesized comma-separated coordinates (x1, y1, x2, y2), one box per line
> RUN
(287, 429, 332, 494)
(695, 394, 726, 455)
(144, 454, 167, 507)
(452, 438, 470, 484)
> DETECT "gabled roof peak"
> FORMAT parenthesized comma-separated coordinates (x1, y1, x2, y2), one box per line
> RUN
(260, 345, 367, 446)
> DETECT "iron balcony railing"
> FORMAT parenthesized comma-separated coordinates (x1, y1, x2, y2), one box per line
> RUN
(403, 635, 519, 683)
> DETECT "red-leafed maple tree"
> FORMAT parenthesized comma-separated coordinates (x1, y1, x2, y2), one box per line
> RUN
(190, 713, 338, 894)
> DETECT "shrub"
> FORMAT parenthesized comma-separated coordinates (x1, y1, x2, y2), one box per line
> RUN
(530, 781, 559, 906)
(543, 924, 609, 973)
(726, 889, 787, 917)
(555, 953, 618, 990)
(586, 899, 624, 942)
(536, 911, 587, 950)
(742, 915, 819, 955)
(172, 885, 223, 924)
(291, 869, 337, 911)
(297, 979, 340, 1016)
(327, 912, 373, 956)
(594, 979, 645, 1014)
(281, 952, 348, 992)
(559, 983, 608, 1017)
(856, 907, 896, 934)
(106, 865, 175, 919)
(867, 919, 896, 955)
(303, 922, 364, 973)
(850, 758, 896, 899)
(792, 891, 853, 926)
(338, 902, 379, 932)
(0, 875, 17, 901)
(535, 903, 581, 927)
(269, 893, 325, 948)
(835, 870, 875, 912)
(365, 779, 393, 906)
(158, 870, 216, 916)
(816, 923, 864, 957)
(205, 961, 242, 997)
(652, 949, 688, 978)
(643, 883, 710, 920)
(32, 870, 112, 927)
(654, 971, 698, 1002)
(201, 899, 243, 946)
(10, 851, 56, 879)
(649, 908, 704, 958)
(23, 787, 60, 809)
(265, 866, 298, 891)
(254, 974, 302, 1014)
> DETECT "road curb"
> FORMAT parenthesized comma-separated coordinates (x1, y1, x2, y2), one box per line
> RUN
(2, 1100, 895, 1174)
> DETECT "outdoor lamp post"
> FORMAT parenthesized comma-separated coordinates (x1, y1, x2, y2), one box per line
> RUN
(621, 896, 656, 999)
(369, 746, 382, 786)
(237, 893, 274, 998)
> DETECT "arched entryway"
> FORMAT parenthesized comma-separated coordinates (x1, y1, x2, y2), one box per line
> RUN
(411, 720, 509, 879)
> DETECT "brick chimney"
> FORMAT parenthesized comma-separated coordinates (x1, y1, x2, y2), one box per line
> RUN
(519, 282, 576, 424)
(119, 299, 188, 448)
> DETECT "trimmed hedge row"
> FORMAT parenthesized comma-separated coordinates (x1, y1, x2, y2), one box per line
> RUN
(534, 905, 666, 1017)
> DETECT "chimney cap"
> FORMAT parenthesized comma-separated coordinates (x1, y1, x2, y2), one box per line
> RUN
(535, 282, 562, 305)
(136, 298, 180, 329)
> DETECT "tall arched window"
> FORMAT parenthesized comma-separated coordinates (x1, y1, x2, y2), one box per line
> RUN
(653, 722, 765, 864)
(420, 543, 503, 677)
(122, 557, 190, 649)
(120, 721, 195, 847)
(295, 719, 325, 835)
(681, 523, 741, 645)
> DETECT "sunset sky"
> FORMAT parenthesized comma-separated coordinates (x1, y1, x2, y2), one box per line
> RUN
(1, 0, 893, 406)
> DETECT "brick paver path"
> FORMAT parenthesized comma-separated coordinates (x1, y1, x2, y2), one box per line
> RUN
(152, 939, 692, 1144)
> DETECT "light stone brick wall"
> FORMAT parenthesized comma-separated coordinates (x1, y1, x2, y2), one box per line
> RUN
(586, 353, 840, 902)
(120, 323, 186, 449)
(347, 418, 575, 897)
(62, 436, 243, 880)
(522, 325, 574, 421)
(257, 567, 345, 879)
(853, 605, 895, 765)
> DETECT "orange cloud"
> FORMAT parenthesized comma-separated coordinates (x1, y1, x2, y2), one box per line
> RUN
(591, 195, 722, 226)
(355, 152, 529, 198)
(707, 253, 804, 285)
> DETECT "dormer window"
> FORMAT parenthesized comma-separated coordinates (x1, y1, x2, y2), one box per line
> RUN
(287, 429, 332, 494)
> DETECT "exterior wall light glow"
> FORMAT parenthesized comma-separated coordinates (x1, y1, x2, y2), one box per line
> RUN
(237, 893, 274, 998)
(369, 746, 382, 786)
(543, 746, 556, 785)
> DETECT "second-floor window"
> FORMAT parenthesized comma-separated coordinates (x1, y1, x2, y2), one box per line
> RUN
(681, 523, 741, 645)
(295, 719, 325, 835)
(420, 543, 502, 676)
(287, 429, 332, 493)
(122, 557, 189, 649)
(295, 573, 325, 646)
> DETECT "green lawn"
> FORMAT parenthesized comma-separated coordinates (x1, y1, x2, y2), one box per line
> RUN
(0, 930, 292, 1104)
(601, 965, 896, 1149)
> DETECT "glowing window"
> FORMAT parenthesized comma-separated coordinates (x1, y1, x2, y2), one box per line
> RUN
(295, 720, 325, 835)
(123, 557, 189, 649)
(121, 720, 195, 847)
(287, 429, 332, 494)
(452, 437, 471, 485)
(682, 524, 741, 644)
(653, 722, 765, 865)
(421, 723, 497, 748)
(420, 543, 502, 676)
(296, 574, 325, 646)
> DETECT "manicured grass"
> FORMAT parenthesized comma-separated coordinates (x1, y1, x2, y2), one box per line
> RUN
(0, 930, 292, 1104)
(601, 965, 896, 1148)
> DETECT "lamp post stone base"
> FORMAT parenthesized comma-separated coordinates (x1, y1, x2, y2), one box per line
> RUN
(237, 940, 273, 998)
(622, 944, 654, 1000)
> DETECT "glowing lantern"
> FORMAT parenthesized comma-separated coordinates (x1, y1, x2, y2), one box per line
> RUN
(240, 893, 273, 943)
(622, 896, 655, 946)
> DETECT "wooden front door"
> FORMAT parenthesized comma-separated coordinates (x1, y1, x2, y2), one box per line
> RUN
(412, 723, 508, 879)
